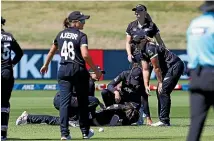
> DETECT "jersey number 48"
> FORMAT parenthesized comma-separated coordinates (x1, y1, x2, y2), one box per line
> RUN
(61, 41, 75, 60)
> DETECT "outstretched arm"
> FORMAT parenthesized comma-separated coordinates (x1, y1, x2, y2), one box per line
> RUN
(154, 33, 166, 48)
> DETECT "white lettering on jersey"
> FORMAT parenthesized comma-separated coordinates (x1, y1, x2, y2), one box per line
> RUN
(60, 33, 78, 40)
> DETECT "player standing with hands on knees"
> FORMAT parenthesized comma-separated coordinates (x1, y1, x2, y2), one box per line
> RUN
(40, 11, 102, 140)
(1, 16, 23, 140)
(131, 30, 184, 127)
(186, 1, 214, 141)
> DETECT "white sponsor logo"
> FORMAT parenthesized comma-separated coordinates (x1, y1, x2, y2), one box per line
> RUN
(22, 85, 35, 90)
(43, 85, 57, 90)
(163, 77, 170, 81)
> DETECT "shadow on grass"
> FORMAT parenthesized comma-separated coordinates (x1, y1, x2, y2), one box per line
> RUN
(91, 137, 172, 140)
(7, 138, 59, 140)
(8, 137, 172, 140)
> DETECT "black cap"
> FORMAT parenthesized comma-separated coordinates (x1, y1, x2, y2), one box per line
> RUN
(89, 65, 105, 74)
(68, 11, 90, 22)
(128, 67, 143, 85)
(132, 4, 147, 12)
(1, 17, 6, 25)
(199, 1, 214, 12)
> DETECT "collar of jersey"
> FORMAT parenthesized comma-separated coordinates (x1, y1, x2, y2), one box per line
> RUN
(137, 21, 147, 28)
(67, 27, 79, 30)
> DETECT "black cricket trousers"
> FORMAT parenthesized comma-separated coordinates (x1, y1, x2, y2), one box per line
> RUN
(1, 69, 14, 138)
(58, 63, 90, 137)
(157, 60, 184, 124)
(187, 67, 214, 141)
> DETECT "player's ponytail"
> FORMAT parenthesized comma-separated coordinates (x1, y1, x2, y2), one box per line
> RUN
(63, 18, 70, 29)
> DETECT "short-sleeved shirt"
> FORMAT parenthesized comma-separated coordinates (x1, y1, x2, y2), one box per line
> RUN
(1, 30, 23, 70)
(126, 19, 160, 39)
(187, 12, 214, 69)
(53, 27, 88, 66)
(141, 43, 181, 74)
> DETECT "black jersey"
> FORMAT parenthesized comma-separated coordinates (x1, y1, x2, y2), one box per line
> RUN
(141, 42, 181, 73)
(107, 69, 145, 104)
(1, 30, 23, 70)
(126, 19, 159, 39)
(53, 27, 88, 66)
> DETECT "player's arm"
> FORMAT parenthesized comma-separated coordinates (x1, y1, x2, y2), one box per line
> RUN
(154, 33, 166, 48)
(126, 35, 132, 56)
(43, 44, 58, 67)
(150, 54, 163, 84)
(80, 34, 101, 79)
(11, 38, 23, 66)
(141, 61, 151, 88)
(107, 72, 124, 93)
(125, 24, 134, 62)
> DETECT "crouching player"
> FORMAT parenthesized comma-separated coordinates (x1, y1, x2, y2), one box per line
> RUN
(101, 64, 152, 125)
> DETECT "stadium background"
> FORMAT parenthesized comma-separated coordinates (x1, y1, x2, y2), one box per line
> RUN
(2, 1, 214, 141)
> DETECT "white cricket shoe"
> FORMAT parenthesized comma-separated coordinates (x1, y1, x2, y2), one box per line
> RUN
(16, 111, 28, 125)
(83, 129, 94, 139)
(69, 120, 79, 127)
(151, 121, 170, 127)
(61, 135, 72, 140)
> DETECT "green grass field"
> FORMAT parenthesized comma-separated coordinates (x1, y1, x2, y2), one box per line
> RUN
(2, 1, 202, 50)
(7, 80, 214, 141)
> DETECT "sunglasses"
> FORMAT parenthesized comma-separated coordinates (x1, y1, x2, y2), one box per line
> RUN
(79, 19, 85, 24)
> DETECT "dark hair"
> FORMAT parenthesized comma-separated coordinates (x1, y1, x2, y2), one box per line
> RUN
(1, 17, 6, 25)
(63, 18, 70, 29)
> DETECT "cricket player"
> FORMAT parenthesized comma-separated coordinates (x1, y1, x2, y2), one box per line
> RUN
(131, 30, 184, 126)
(40, 11, 103, 140)
(1, 16, 23, 140)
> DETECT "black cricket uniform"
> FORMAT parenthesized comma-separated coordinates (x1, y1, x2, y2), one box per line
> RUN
(126, 19, 159, 63)
(54, 26, 90, 136)
(89, 78, 95, 96)
(26, 93, 100, 126)
(141, 42, 184, 124)
(1, 29, 23, 138)
(101, 67, 151, 118)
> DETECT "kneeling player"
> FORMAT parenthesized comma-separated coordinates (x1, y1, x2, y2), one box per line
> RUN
(101, 65, 152, 125)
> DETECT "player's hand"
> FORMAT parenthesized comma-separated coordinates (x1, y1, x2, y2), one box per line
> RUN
(94, 70, 102, 80)
(99, 102, 106, 110)
(157, 82, 163, 94)
(145, 85, 151, 96)
(90, 73, 97, 80)
(127, 54, 134, 63)
(40, 65, 48, 74)
(114, 91, 121, 103)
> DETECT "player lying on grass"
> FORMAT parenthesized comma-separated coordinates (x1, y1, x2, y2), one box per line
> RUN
(16, 91, 139, 127)
(101, 64, 153, 125)
(16, 66, 105, 126)
(16, 91, 105, 127)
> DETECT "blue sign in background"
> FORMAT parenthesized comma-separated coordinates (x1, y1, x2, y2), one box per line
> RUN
(13, 49, 189, 80)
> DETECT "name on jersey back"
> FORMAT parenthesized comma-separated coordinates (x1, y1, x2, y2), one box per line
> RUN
(1, 34, 12, 41)
(60, 32, 78, 40)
